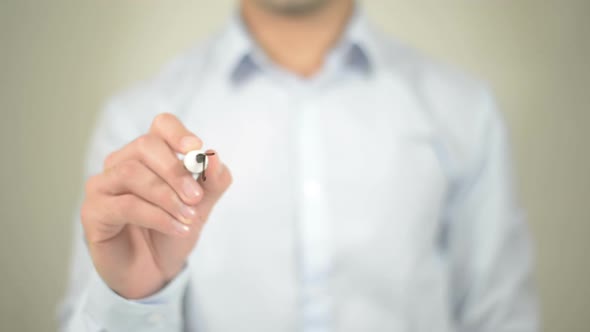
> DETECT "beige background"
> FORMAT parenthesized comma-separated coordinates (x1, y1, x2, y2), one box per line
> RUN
(1, 0, 588, 331)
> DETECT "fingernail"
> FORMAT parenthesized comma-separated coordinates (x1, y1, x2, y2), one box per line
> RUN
(172, 219, 190, 235)
(179, 205, 197, 224)
(183, 177, 201, 199)
(181, 136, 201, 152)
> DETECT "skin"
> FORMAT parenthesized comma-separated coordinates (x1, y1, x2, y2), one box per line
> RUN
(81, 0, 353, 300)
(82, 114, 232, 299)
(243, 0, 353, 76)
(255, 0, 332, 16)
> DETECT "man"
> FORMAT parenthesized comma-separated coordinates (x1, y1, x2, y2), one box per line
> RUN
(58, 0, 538, 331)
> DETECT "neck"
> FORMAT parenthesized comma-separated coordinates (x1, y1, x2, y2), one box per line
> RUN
(241, 0, 354, 77)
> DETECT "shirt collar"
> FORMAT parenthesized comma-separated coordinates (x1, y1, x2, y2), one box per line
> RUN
(214, 5, 380, 85)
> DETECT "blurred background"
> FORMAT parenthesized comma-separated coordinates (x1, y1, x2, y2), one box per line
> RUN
(0, 0, 588, 331)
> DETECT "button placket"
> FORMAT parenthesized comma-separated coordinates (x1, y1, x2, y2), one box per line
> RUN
(293, 90, 334, 331)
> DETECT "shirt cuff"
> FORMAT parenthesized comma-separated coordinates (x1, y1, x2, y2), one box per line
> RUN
(84, 267, 190, 332)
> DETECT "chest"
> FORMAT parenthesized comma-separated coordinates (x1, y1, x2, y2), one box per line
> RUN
(178, 78, 451, 330)
(186, 78, 449, 251)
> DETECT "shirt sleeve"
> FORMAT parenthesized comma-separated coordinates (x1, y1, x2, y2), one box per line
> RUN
(446, 91, 539, 332)
(57, 99, 195, 332)
(59, 255, 190, 332)
(82, 265, 190, 332)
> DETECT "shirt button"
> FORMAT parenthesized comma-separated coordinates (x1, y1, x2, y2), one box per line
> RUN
(146, 312, 163, 325)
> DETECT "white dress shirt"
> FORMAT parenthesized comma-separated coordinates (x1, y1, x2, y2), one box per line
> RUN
(58, 8, 538, 332)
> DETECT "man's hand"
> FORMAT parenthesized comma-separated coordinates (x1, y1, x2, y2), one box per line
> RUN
(81, 113, 232, 299)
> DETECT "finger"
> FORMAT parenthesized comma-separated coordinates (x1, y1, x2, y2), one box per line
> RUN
(109, 194, 192, 237)
(81, 194, 192, 243)
(197, 150, 233, 221)
(104, 134, 204, 206)
(97, 160, 202, 225)
(149, 113, 202, 154)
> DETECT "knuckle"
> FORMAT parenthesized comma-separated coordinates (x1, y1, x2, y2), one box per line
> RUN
(152, 113, 175, 131)
(135, 134, 160, 160)
(84, 174, 101, 194)
(116, 160, 141, 180)
(156, 213, 173, 229)
(80, 200, 104, 237)
(159, 190, 178, 208)
(116, 195, 137, 215)
(103, 151, 118, 170)
(162, 158, 181, 178)
(145, 171, 162, 189)
(80, 201, 93, 225)
(135, 134, 153, 153)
